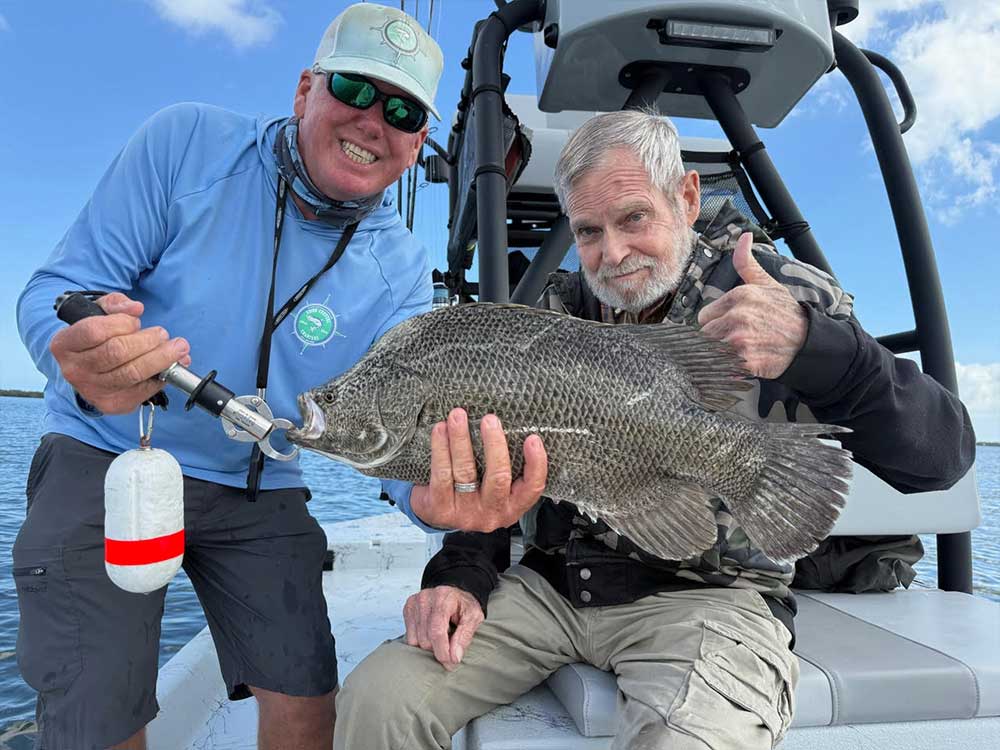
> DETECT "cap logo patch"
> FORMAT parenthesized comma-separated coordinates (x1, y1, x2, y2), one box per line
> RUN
(378, 18, 419, 62)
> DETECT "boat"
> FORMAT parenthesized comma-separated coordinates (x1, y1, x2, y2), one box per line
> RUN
(148, 1, 1000, 747)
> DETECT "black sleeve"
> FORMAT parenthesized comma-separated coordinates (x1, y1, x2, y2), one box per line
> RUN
(778, 304, 976, 493)
(420, 528, 511, 615)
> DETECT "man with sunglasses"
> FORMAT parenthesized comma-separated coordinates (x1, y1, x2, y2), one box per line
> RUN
(14, 4, 547, 750)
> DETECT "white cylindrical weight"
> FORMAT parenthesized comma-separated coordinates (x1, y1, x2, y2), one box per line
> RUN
(104, 447, 184, 593)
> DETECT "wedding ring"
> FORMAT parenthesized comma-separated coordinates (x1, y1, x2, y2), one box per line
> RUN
(453, 481, 480, 494)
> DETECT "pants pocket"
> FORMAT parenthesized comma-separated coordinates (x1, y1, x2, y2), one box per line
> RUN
(12, 546, 84, 693)
(668, 619, 796, 747)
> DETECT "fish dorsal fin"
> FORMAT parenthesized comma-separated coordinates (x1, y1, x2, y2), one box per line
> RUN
(617, 322, 752, 411)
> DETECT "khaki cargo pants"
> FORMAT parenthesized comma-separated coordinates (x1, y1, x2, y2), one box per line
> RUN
(335, 565, 798, 749)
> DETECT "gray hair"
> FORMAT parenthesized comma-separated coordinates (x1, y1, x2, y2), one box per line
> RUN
(553, 109, 685, 211)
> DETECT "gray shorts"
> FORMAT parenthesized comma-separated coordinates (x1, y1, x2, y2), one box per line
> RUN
(12, 434, 338, 750)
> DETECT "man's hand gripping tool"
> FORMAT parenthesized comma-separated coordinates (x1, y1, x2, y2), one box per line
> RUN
(54, 291, 298, 461)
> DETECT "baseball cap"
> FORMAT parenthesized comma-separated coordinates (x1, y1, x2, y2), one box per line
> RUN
(313, 3, 443, 119)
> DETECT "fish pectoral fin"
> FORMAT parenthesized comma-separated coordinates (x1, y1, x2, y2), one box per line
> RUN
(619, 322, 752, 411)
(588, 480, 719, 562)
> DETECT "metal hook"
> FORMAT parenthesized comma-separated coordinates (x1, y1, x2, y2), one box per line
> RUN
(139, 403, 155, 448)
(219, 395, 299, 462)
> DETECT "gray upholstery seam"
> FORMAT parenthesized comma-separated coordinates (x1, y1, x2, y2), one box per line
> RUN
(789, 643, 846, 726)
(799, 593, 982, 717)
(583, 610, 597, 734)
(793, 651, 839, 726)
(566, 665, 593, 736)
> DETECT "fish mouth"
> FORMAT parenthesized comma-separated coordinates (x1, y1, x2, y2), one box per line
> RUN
(286, 394, 326, 444)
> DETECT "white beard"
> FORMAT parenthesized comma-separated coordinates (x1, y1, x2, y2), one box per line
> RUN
(582, 229, 694, 314)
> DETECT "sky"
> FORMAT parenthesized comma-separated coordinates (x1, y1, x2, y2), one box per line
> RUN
(0, 0, 997, 440)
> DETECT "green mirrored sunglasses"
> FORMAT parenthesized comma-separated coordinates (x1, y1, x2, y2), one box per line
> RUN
(324, 72, 428, 134)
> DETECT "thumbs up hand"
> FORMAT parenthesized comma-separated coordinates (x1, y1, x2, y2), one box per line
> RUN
(697, 232, 808, 380)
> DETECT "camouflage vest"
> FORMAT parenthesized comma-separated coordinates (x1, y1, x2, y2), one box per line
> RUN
(528, 202, 855, 604)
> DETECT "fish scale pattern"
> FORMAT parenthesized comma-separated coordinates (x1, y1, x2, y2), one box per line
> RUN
(398, 309, 734, 496)
(297, 303, 851, 562)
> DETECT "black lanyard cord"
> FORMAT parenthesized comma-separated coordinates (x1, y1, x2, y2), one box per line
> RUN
(256, 177, 359, 389)
(247, 176, 359, 500)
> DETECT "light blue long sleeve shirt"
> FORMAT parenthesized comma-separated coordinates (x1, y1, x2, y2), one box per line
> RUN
(17, 102, 436, 530)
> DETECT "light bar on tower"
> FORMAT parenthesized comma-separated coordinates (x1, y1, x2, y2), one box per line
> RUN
(665, 20, 776, 51)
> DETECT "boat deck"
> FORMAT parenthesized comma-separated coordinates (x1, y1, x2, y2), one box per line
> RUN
(148, 514, 427, 750)
(147, 513, 1000, 750)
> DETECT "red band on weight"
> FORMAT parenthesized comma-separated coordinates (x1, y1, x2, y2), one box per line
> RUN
(105, 529, 184, 566)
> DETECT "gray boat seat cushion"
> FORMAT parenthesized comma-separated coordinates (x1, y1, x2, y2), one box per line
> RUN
(536, 589, 1000, 739)
(545, 663, 616, 737)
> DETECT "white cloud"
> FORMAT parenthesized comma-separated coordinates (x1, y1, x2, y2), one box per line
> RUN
(798, 74, 849, 116)
(957, 362, 1000, 412)
(956, 362, 1000, 443)
(826, 2, 1000, 224)
(890, 5, 1000, 221)
(148, 0, 281, 49)
(814, 87, 849, 114)
(900, 357, 999, 441)
(838, 0, 937, 46)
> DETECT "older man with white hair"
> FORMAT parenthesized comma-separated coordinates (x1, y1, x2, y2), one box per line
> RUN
(333, 109, 974, 749)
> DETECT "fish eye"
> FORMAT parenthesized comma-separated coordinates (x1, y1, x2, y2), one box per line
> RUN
(323, 393, 335, 404)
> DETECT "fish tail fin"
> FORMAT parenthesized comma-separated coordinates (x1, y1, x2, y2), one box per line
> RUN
(728, 423, 853, 563)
